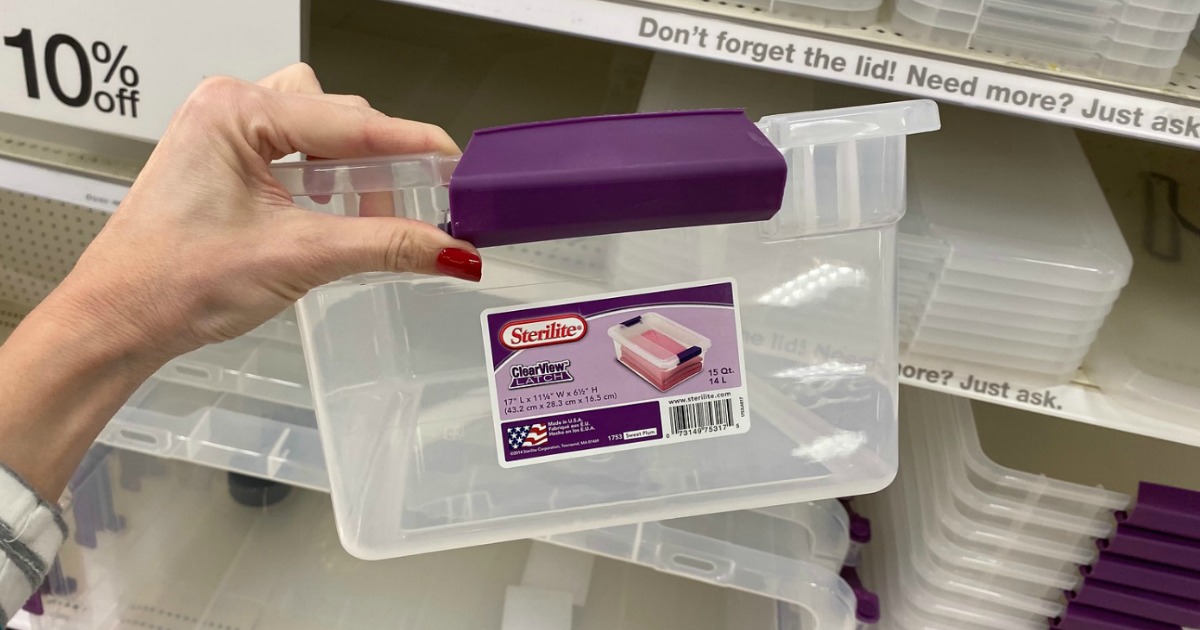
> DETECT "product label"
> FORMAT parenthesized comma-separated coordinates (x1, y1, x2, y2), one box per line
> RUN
(482, 280, 749, 468)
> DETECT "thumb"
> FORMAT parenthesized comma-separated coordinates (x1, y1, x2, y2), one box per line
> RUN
(297, 212, 482, 284)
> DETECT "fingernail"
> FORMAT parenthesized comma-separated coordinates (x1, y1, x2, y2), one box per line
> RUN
(436, 248, 482, 282)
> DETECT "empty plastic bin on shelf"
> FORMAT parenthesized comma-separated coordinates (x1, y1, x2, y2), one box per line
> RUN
(272, 102, 939, 559)
(610, 313, 711, 392)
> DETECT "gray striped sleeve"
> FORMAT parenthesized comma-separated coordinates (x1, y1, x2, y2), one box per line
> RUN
(0, 464, 66, 627)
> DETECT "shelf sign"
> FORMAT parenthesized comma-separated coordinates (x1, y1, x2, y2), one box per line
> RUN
(0, 0, 300, 141)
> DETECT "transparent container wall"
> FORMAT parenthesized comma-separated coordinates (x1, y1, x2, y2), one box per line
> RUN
(98, 378, 328, 491)
(288, 102, 937, 559)
(39, 448, 791, 630)
(542, 501, 858, 628)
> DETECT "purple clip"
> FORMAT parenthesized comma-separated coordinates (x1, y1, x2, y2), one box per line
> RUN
(1084, 551, 1200, 601)
(1069, 579, 1200, 627)
(838, 498, 872, 544)
(1052, 602, 1182, 629)
(1117, 483, 1200, 540)
(448, 110, 787, 247)
(1100, 524, 1200, 572)
(840, 565, 880, 624)
(22, 591, 43, 616)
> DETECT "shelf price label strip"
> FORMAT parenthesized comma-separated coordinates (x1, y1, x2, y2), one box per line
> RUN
(401, 0, 1200, 148)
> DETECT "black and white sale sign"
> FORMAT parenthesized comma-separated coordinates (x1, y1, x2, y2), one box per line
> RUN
(0, 0, 300, 140)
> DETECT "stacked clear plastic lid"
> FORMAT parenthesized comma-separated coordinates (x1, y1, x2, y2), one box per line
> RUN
(275, 101, 938, 560)
(732, 0, 884, 28)
(857, 388, 1130, 629)
(899, 106, 1132, 383)
(891, 0, 1200, 85)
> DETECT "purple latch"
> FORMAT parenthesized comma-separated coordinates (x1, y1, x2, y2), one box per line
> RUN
(1117, 483, 1200, 540)
(1099, 524, 1200, 572)
(839, 498, 872, 545)
(22, 591, 43, 616)
(1052, 602, 1182, 630)
(1083, 551, 1200, 601)
(1068, 579, 1200, 627)
(447, 110, 787, 247)
(840, 565, 880, 624)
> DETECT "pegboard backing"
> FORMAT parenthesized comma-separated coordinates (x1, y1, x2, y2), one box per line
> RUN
(0, 190, 107, 339)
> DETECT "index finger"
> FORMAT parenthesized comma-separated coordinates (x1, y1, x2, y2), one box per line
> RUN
(259, 91, 459, 160)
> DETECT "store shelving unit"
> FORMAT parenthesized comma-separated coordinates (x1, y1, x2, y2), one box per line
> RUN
(4, 3, 1200, 627)
(389, 0, 1200, 148)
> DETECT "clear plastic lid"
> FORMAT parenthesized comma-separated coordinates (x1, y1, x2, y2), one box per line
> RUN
(906, 106, 1131, 293)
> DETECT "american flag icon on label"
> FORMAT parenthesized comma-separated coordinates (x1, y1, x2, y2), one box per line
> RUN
(507, 423, 549, 450)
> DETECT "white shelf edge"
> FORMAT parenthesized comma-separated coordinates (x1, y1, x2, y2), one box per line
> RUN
(390, 0, 1200, 148)
(0, 155, 128, 214)
(901, 354, 1200, 449)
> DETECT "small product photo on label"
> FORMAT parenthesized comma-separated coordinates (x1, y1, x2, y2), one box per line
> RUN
(483, 280, 751, 468)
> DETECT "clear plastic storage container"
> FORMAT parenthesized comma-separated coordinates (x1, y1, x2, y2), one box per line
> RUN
(277, 101, 939, 559)
(96, 309, 328, 491)
(609, 313, 711, 392)
(33, 448, 796, 630)
(545, 500, 864, 629)
(900, 106, 1131, 383)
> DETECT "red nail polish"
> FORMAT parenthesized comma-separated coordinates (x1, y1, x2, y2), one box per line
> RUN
(436, 248, 482, 282)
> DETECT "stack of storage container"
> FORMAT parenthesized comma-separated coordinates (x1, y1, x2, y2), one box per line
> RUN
(899, 106, 1132, 384)
(34, 448, 819, 630)
(891, 0, 1200, 86)
(859, 387, 1200, 630)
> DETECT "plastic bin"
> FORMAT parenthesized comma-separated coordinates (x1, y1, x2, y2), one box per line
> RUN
(35, 447, 795, 630)
(545, 500, 863, 629)
(277, 101, 938, 559)
(899, 106, 1130, 383)
(609, 313, 711, 392)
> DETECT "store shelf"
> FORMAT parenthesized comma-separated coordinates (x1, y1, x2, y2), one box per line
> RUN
(900, 356, 1200, 449)
(0, 114, 143, 214)
(390, 0, 1200, 148)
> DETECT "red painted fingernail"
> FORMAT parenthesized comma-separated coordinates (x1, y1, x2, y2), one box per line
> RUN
(436, 248, 482, 282)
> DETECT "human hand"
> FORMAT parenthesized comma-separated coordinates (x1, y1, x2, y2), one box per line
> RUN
(38, 63, 481, 372)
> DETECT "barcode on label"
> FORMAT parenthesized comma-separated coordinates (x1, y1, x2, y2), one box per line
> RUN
(669, 398, 734, 433)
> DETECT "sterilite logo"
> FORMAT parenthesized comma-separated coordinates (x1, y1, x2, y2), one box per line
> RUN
(499, 314, 588, 350)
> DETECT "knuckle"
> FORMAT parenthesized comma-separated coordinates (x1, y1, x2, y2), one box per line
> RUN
(383, 229, 416, 272)
(190, 76, 245, 106)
